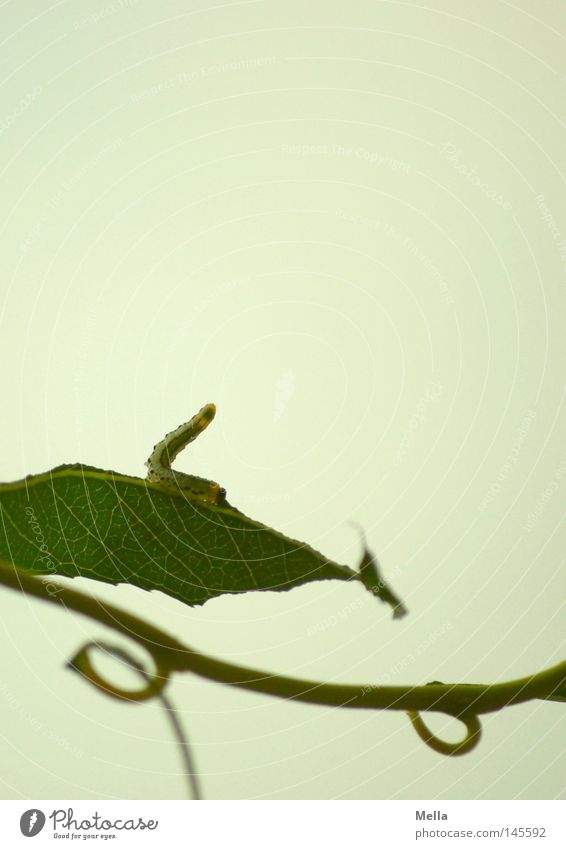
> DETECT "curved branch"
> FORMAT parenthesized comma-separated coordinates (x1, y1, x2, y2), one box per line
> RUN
(1, 559, 565, 723)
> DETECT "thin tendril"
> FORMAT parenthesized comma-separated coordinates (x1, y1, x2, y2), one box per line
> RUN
(158, 687, 202, 801)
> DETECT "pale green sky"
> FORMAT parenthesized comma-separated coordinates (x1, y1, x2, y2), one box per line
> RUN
(0, 0, 565, 800)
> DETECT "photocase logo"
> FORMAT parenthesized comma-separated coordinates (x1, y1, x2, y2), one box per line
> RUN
(18, 806, 159, 837)
(19, 809, 46, 837)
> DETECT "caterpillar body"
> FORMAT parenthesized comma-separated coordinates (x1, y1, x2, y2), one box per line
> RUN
(145, 403, 228, 507)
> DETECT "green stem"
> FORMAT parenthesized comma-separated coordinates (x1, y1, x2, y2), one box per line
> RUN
(1, 559, 564, 719)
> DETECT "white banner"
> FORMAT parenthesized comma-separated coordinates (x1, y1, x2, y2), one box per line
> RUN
(0, 800, 564, 848)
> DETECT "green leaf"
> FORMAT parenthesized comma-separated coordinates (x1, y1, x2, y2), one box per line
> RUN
(0, 464, 362, 608)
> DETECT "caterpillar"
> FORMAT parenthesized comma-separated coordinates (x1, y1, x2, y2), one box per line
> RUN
(145, 403, 228, 506)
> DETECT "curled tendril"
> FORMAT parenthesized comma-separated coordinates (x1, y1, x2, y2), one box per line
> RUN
(407, 710, 482, 756)
(68, 640, 170, 703)
(68, 641, 202, 800)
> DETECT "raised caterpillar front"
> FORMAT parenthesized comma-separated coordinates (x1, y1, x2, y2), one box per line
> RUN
(145, 403, 228, 506)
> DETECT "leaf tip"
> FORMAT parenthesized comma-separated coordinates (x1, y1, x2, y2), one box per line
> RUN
(349, 523, 408, 619)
